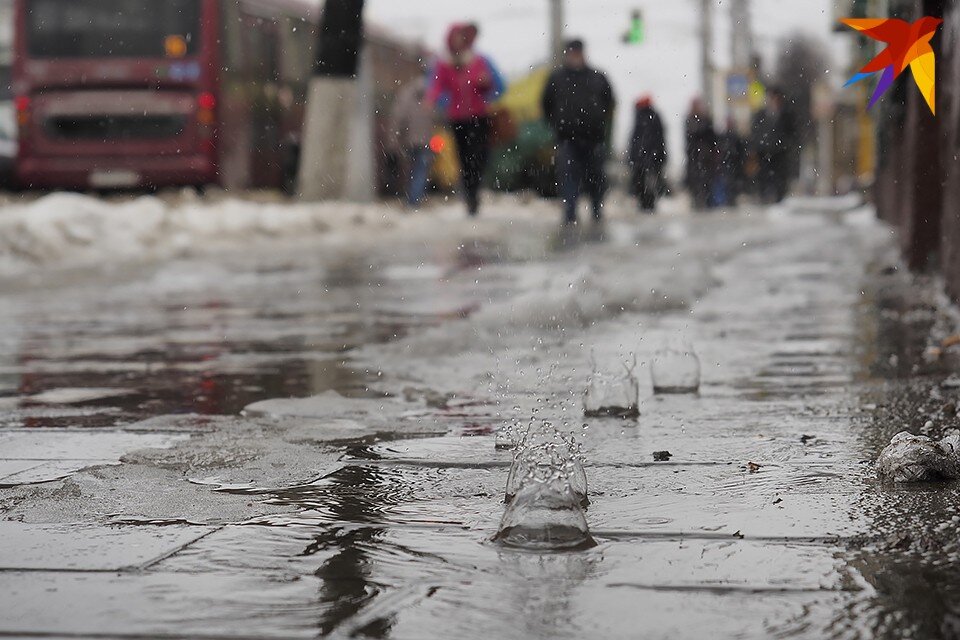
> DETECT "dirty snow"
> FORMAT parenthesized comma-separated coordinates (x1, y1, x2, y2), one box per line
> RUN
(0, 191, 562, 278)
(877, 431, 960, 482)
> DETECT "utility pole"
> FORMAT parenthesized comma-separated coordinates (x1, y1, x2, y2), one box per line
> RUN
(549, 0, 564, 67)
(730, 0, 752, 72)
(298, 0, 365, 201)
(699, 0, 714, 113)
(729, 0, 753, 133)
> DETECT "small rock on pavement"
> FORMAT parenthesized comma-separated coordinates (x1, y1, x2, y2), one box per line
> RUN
(652, 451, 672, 462)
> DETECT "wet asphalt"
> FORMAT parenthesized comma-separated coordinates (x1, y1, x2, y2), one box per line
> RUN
(2, 196, 960, 639)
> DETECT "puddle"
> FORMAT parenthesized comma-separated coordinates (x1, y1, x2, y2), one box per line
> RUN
(0, 253, 491, 427)
(2, 205, 957, 637)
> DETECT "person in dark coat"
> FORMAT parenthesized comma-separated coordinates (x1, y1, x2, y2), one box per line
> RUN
(750, 88, 790, 203)
(715, 117, 746, 206)
(541, 39, 616, 226)
(628, 95, 667, 212)
(684, 97, 717, 210)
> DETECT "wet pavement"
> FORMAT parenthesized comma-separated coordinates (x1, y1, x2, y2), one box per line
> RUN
(2, 196, 960, 638)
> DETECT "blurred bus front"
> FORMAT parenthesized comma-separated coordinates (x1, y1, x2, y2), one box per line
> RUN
(13, 0, 218, 190)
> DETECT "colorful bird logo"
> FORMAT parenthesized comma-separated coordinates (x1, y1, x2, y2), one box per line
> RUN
(841, 16, 942, 114)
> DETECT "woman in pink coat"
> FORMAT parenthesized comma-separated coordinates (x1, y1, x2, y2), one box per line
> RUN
(427, 23, 504, 216)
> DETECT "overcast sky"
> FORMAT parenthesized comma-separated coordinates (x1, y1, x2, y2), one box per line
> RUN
(365, 0, 851, 162)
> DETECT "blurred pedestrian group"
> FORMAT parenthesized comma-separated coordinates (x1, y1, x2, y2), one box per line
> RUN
(387, 22, 799, 222)
(682, 87, 797, 209)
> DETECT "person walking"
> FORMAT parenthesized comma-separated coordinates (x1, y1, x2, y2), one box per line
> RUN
(426, 23, 504, 216)
(541, 39, 616, 227)
(715, 116, 746, 206)
(684, 97, 717, 210)
(750, 89, 789, 204)
(627, 95, 667, 212)
(389, 77, 436, 208)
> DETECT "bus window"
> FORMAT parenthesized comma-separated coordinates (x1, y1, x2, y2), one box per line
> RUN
(26, 0, 201, 59)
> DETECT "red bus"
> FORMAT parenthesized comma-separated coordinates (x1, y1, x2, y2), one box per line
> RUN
(12, 0, 425, 192)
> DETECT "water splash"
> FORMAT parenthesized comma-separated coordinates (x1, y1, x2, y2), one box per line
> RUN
(494, 417, 525, 451)
(505, 441, 588, 507)
(495, 416, 592, 550)
(583, 353, 640, 418)
(495, 470, 595, 551)
(651, 341, 701, 394)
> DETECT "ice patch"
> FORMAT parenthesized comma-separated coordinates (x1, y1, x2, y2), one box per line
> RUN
(26, 387, 135, 405)
(243, 390, 398, 428)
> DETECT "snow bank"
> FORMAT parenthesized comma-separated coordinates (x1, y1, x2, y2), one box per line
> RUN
(0, 191, 556, 278)
(0, 192, 382, 275)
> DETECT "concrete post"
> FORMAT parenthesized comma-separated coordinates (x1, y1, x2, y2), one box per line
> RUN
(700, 0, 714, 112)
(549, 0, 565, 67)
(297, 0, 365, 201)
(729, 0, 753, 134)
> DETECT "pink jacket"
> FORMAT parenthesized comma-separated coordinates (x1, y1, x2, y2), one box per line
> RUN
(427, 55, 502, 122)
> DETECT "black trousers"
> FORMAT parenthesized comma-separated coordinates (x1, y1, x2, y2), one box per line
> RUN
(557, 139, 607, 224)
(451, 116, 491, 214)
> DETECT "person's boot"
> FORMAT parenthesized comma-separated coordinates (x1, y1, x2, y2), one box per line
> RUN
(552, 219, 580, 251)
(466, 191, 480, 216)
(591, 201, 603, 223)
(585, 218, 606, 243)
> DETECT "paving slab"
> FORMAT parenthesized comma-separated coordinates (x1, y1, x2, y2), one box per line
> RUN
(0, 522, 216, 571)
(0, 571, 320, 639)
(0, 431, 189, 461)
(0, 459, 117, 487)
(0, 459, 44, 480)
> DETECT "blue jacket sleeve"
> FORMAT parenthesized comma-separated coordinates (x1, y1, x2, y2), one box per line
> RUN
(482, 56, 506, 102)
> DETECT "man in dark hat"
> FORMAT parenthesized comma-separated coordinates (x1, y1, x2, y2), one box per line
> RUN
(541, 39, 616, 228)
(750, 87, 791, 203)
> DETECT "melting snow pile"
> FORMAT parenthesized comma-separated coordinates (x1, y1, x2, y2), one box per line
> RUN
(0, 193, 388, 275)
(0, 192, 555, 277)
(877, 431, 960, 482)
